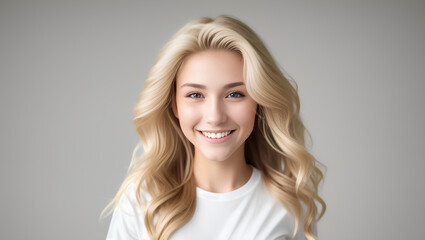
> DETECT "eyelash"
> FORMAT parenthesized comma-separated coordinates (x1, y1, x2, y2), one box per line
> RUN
(227, 91, 245, 98)
(186, 91, 245, 99)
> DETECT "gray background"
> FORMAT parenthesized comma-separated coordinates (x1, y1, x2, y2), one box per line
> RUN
(1, 0, 424, 239)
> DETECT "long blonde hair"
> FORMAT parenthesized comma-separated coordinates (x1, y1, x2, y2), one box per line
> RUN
(101, 15, 326, 240)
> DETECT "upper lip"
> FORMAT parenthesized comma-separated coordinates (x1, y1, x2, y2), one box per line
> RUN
(197, 129, 235, 133)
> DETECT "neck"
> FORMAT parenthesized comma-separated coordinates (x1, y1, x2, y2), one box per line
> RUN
(193, 145, 253, 193)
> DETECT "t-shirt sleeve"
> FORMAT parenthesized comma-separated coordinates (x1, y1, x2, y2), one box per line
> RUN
(106, 184, 147, 240)
(292, 220, 318, 240)
(292, 201, 319, 240)
(312, 221, 318, 237)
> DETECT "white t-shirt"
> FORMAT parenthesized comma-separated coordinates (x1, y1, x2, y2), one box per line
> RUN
(106, 167, 315, 240)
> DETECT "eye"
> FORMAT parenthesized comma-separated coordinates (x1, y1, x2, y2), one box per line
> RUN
(187, 92, 203, 99)
(227, 91, 245, 98)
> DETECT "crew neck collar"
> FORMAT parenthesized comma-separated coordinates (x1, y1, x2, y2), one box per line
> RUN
(196, 166, 261, 202)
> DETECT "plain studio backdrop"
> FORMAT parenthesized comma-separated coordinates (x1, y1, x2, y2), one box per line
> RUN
(1, 0, 424, 239)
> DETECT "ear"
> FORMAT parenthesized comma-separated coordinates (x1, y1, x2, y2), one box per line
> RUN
(171, 98, 179, 119)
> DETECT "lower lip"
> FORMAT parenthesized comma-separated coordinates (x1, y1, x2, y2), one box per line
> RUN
(198, 130, 235, 144)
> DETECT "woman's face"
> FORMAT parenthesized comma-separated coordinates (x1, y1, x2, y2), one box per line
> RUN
(173, 50, 257, 163)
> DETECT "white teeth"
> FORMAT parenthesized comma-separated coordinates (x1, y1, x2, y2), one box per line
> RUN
(201, 131, 231, 139)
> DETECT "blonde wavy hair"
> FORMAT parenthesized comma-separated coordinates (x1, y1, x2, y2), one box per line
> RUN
(101, 15, 326, 240)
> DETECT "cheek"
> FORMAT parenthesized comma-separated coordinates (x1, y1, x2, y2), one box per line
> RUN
(231, 101, 257, 129)
(177, 101, 198, 122)
(176, 100, 199, 133)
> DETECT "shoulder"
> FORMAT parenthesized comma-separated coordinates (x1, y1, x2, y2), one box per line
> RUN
(257, 171, 318, 240)
(292, 200, 319, 239)
(116, 183, 149, 215)
(106, 183, 150, 240)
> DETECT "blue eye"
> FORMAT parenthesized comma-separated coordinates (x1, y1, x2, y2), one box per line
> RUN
(228, 91, 245, 98)
(187, 92, 203, 98)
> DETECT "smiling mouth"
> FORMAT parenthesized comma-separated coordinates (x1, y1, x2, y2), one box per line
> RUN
(198, 130, 235, 139)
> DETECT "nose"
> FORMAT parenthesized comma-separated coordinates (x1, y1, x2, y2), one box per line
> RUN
(205, 97, 227, 125)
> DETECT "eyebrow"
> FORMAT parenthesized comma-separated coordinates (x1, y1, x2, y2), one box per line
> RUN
(180, 82, 244, 89)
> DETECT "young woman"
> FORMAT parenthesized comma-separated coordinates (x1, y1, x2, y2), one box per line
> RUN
(102, 15, 326, 240)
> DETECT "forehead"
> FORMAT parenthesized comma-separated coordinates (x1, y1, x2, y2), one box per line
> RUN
(176, 50, 244, 86)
